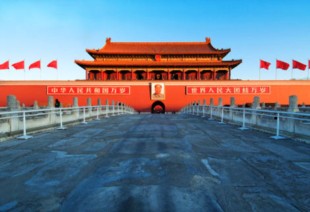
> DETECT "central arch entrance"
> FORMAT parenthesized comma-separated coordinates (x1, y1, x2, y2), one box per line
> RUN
(151, 101, 165, 113)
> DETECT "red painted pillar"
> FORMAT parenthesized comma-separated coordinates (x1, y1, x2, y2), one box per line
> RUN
(132, 70, 136, 80)
(116, 70, 119, 80)
(167, 69, 171, 80)
(131, 69, 134, 80)
(226, 70, 230, 80)
(197, 69, 200, 80)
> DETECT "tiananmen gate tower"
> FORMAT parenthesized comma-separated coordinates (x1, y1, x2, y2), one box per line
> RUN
(75, 37, 241, 81)
(1, 37, 310, 112)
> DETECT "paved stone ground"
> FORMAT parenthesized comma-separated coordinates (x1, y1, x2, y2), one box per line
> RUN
(0, 114, 309, 211)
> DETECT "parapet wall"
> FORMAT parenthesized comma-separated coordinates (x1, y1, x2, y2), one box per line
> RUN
(0, 80, 310, 112)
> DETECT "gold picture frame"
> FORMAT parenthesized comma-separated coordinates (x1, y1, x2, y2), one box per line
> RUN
(151, 83, 165, 100)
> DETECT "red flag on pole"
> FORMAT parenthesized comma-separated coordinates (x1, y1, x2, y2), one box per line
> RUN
(292, 60, 306, 71)
(29, 60, 41, 70)
(0, 60, 9, 70)
(260, 60, 271, 70)
(12, 60, 25, 70)
(47, 60, 57, 69)
(308, 60, 310, 69)
(276, 60, 290, 70)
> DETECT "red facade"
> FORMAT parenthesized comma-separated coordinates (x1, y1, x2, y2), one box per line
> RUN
(1, 38, 309, 113)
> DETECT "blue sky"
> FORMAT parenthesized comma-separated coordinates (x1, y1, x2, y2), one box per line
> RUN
(0, 0, 309, 81)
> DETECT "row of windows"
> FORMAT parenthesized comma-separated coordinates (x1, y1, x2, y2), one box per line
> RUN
(87, 70, 229, 81)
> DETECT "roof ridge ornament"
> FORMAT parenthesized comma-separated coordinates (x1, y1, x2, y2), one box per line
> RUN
(106, 37, 111, 44)
(205, 37, 211, 44)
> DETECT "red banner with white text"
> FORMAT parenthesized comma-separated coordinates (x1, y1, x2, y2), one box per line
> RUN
(47, 86, 131, 95)
(186, 86, 271, 95)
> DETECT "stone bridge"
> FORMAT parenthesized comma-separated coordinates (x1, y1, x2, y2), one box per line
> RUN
(0, 114, 309, 211)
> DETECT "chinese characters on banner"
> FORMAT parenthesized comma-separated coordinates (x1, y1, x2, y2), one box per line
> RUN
(47, 86, 130, 95)
(186, 86, 271, 95)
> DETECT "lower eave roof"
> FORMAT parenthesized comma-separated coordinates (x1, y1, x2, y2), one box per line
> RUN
(75, 60, 242, 69)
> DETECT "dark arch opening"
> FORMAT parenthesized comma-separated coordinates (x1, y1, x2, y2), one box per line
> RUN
(151, 101, 165, 114)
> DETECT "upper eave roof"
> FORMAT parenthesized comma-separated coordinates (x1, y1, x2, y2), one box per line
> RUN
(86, 38, 230, 57)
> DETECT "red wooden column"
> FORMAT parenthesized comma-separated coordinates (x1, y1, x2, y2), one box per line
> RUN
(212, 69, 216, 80)
(132, 69, 136, 80)
(183, 69, 186, 80)
(101, 70, 105, 80)
(117, 69, 120, 80)
(116, 69, 119, 80)
(197, 68, 200, 80)
(226, 69, 230, 80)
(167, 69, 171, 80)
(146, 69, 150, 80)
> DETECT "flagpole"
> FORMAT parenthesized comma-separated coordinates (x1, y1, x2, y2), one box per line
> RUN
(308, 59, 310, 80)
(291, 59, 294, 80)
(291, 68, 293, 80)
(275, 68, 277, 80)
(275, 59, 277, 80)
(24, 60, 25, 80)
(308, 60, 310, 80)
(57, 58, 59, 80)
(259, 68, 261, 80)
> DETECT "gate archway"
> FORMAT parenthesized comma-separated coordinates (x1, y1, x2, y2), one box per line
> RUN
(151, 101, 165, 113)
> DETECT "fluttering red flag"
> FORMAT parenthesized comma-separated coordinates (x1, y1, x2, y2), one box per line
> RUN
(260, 60, 271, 70)
(29, 60, 41, 70)
(12, 60, 25, 70)
(47, 60, 57, 69)
(276, 60, 290, 70)
(292, 60, 306, 71)
(0, 60, 9, 70)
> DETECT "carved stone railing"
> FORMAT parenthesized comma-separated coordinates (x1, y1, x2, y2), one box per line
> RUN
(0, 102, 135, 141)
(180, 95, 310, 143)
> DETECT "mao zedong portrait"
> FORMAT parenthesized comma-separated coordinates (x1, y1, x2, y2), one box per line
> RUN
(152, 83, 165, 99)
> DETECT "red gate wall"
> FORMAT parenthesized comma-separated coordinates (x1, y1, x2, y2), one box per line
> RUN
(1, 80, 310, 112)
